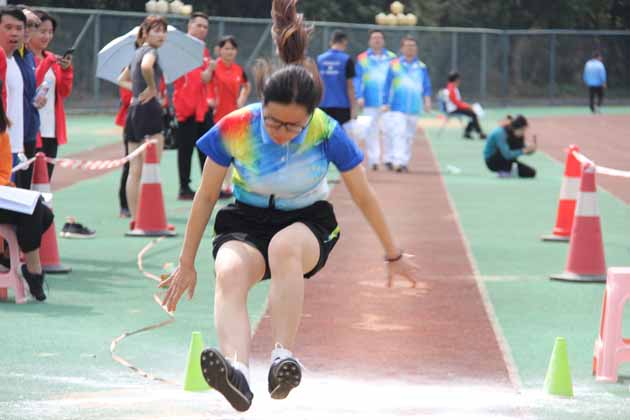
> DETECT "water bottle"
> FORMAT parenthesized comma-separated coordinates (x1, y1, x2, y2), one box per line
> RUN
(33, 81, 49, 105)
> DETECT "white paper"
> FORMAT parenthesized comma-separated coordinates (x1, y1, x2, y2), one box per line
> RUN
(0, 186, 41, 215)
(472, 103, 484, 117)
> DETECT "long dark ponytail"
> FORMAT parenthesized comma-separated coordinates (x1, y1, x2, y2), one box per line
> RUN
(254, 0, 321, 113)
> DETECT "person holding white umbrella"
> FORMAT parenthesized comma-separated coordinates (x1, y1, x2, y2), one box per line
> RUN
(117, 15, 167, 227)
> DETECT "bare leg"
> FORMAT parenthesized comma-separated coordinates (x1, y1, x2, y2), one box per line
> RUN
(267, 223, 320, 351)
(214, 241, 266, 366)
(126, 142, 143, 220)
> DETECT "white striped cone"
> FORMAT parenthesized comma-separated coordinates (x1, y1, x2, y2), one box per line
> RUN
(31, 152, 71, 274)
(550, 164, 606, 282)
(542, 145, 581, 242)
(126, 141, 175, 237)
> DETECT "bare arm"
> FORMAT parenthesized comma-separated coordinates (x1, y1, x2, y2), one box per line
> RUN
(140, 51, 158, 92)
(347, 79, 357, 119)
(117, 67, 132, 91)
(161, 158, 229, 311)
(201, 59, 215, 84)
(341, 165, 400, 258)
(237, 81, 251, 108)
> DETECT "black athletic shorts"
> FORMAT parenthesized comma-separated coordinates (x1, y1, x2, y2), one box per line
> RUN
(124, 98, 164, 143)
(212, 200, 340, 281)
(320, 107, 351, 126)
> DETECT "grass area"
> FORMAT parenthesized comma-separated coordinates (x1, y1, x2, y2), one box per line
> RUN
(423, 107, 630, 420)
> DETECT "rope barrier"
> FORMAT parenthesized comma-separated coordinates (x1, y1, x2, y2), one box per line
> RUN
(572, 150, 630, 179)
(109, 236, 178, 385)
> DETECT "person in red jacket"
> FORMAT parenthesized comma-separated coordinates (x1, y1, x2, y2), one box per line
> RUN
(30, 10, 73, 179)
(172, 12, 214, 200)
(445, 71, 485, 140)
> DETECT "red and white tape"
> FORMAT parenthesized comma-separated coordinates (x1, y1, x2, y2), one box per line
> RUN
(11, 139, 156, 173)
(572, 150, 630, 178)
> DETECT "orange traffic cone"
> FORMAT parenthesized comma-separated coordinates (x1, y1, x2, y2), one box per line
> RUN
(550, 163, 606, 282)
(126, 141, 176, 237)
(31, 152, 71, 274)
(542, 145, 581, 242)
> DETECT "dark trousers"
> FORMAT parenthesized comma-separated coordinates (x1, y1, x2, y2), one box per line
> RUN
(119, 141, 129, 211)
(589, 86, 604, 113)
(15, 141, 36, 190)
(37, 137, 58, 180)
(0, 198, 54, 252)
(176, 114, 211, 190)
(485, 152, 536, 178)
(451, 108, 483, 135)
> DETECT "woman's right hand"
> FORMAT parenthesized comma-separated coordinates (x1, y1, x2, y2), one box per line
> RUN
(138, 87, 157, 104)
(159, 264, 197, 312)
(523, 142, 537, 155)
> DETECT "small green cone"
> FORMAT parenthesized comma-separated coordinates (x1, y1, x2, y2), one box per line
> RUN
(183, 332, 211, 392)
(543, 337, 574, 397)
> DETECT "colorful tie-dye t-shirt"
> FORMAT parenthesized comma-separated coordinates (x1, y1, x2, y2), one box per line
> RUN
(354, 48, 397, 107)
(196, 103, 364, 210)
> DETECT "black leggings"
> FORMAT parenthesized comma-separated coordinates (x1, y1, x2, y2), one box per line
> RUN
(176, 114, 211, 189)
(119, 141, 129, 210)
(451, 108, 483, 135)
(485, 152, 536, 178)
(589, 86, 604, 113)
(37, 137, 58, 180)
(15, 141, 36, 190)
(0, 198, 54, 253)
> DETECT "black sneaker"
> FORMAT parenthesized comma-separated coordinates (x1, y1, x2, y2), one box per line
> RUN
(463, 132, 473, 140)
(371, 164, 379, 171)
(177, 187, 195, 200)
(200, 348, 253, 412)
(268, 356, 302, 400)
(21, 265, 46, 301)
(384, 162, 394, 171)
(479, 132, 487, 140)
(60, 221, 95, 239)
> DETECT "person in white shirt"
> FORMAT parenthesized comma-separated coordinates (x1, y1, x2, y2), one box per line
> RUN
(0, 7, 26, 174)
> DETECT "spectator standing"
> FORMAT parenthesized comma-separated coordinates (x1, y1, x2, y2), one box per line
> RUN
(209, 35, 250, 198)
(14, 6, 43, 190)
(382, 36, 432, 173)
(0, 7, 26, 179)
(172, 12, 214, 200)
(317, 30, 356, 126)
(354, 29, 396, 170)
(117, 15, 168, 225)
(444, 71, 485, 140)
(583, 51, 606, 114)
(30, 10, 74, 180)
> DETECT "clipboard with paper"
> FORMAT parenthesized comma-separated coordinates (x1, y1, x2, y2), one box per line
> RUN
(0, 186, 49, 215)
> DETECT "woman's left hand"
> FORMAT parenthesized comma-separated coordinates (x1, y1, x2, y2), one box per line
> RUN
(386, 253, 420, 288)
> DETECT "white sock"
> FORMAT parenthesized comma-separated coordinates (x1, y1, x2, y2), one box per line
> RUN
(229, 359, 250, 385)
(271, 344, 293, 362)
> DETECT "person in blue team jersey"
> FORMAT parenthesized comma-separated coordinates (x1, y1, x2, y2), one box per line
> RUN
(382, 35, 432, 173)
(583, 51, 606, 114)
(317, 30, 356, 125)
(354, 29, 397, 170)
(160, 0, 418, 413)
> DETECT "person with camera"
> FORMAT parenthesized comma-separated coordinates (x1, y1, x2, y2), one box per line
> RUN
(29, 10, 74, 180)
(483, 115, 537, 178)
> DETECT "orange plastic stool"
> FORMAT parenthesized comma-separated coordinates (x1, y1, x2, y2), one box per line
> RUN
(0, 224, 27, 304)
(593, 267, 630, 382)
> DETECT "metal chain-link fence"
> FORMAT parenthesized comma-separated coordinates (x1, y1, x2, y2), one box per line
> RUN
(41, 7, 630, 112)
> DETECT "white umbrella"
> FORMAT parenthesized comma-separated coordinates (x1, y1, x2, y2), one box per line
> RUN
(96, 25, 204, 85)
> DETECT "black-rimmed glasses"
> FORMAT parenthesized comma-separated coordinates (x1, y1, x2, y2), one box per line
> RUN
(263, 113, 313, 134)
